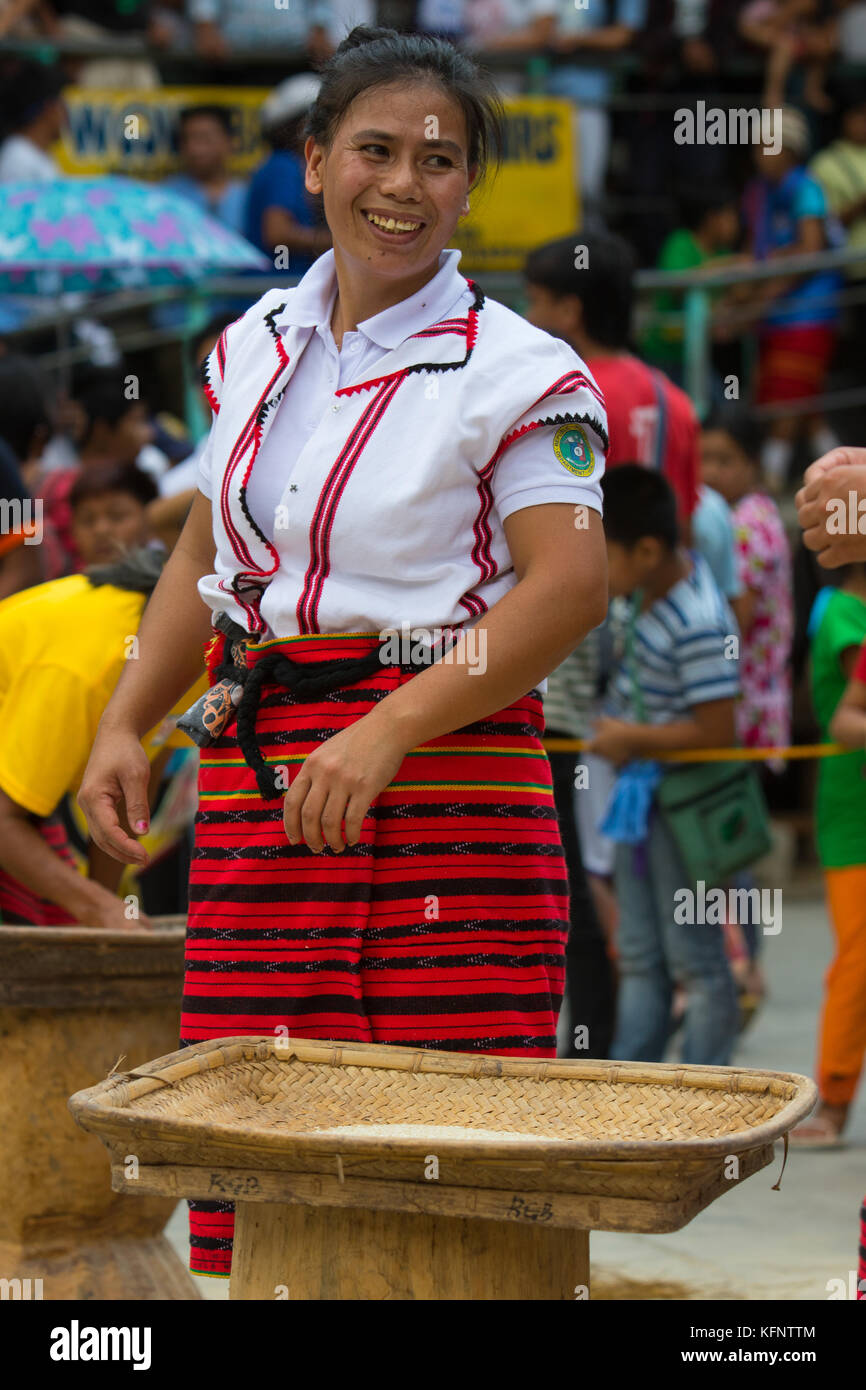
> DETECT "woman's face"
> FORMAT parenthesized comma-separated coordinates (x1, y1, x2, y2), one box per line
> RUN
(304, 81, 474, 284)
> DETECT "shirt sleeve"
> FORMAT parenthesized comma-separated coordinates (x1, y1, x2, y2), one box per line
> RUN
(793, 175, 828, 221)
(672, 624, 740, 709)
(0, 663, 98, 818)
(491, 418, 605, 524)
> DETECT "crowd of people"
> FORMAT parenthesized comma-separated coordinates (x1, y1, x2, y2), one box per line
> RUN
(0, 12, 862, 1293)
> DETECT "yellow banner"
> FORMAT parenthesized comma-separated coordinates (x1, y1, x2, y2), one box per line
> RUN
(451, 97, 579, 272)
(54, 86, 270, 177)
(54, 88, 578, 269)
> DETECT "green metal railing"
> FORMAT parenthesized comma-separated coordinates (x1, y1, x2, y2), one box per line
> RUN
(7, 247, 866, 435)
(635, 245, 866, 421)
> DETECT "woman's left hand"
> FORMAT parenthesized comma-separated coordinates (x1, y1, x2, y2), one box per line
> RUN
(282, 714, 412, 853)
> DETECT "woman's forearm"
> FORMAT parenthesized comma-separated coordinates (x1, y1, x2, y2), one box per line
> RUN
(367, 512, 607, 750)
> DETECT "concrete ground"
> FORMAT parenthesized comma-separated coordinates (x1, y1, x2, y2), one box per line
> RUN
(165, 872, 864, 1302)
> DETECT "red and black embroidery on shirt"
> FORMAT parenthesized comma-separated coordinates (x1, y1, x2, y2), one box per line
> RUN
(215, 303, 293, 631)
(334, 280, 485, 398)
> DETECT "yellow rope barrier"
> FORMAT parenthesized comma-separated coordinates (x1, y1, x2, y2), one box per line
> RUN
(542, 739, 850, 763)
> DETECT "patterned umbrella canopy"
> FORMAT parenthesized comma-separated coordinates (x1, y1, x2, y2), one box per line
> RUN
(0, 177, 270, 293)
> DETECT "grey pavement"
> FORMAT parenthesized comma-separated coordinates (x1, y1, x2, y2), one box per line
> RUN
(165, 875, 864, 1301)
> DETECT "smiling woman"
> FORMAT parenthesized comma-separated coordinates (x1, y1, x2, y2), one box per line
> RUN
(78, 24, 610, 1282)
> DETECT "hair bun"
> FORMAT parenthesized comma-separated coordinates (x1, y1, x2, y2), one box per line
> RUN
(333, 24, 396, 58)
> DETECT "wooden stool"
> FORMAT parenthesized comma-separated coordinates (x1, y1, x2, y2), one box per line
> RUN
(0, 920, 199, 1301)
(70, 1036, 816, 1302)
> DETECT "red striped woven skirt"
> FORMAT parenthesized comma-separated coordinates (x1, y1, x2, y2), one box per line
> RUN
(180, 633, 569, 1277)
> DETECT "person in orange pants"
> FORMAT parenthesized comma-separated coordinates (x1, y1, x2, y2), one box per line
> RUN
(793, 584, 866, 1146)
(797, 450, 866, 1279)
(818, 867, 866, 1104)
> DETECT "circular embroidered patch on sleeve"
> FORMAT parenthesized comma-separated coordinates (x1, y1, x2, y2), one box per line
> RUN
(553, 423, 595, 477)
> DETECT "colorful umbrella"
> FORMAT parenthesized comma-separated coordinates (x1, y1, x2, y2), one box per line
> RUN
(0, 177, 269, 293)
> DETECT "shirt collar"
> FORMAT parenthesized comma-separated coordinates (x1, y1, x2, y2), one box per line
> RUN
(273, 247, 470, 347)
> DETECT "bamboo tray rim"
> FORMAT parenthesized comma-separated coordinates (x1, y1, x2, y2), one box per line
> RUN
(69, 1036, 818, 1163)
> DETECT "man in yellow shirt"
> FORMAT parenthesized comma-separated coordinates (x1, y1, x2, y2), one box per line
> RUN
(0, 461, 206, 928)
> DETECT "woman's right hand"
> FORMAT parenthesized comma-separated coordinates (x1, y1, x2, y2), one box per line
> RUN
(77, 727, 154, 868)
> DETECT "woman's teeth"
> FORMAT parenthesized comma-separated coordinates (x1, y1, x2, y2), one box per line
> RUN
(365, 212, 422, 233)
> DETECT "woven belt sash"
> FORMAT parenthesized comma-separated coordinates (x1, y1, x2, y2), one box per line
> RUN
(178, 617, 431, 801)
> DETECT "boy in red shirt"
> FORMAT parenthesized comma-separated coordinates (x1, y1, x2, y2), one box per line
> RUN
(524, 231, 699, 526)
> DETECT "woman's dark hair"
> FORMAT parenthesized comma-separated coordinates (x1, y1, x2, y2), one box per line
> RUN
(302, 25, 504, 189)
(703, 402, 762, 463)
(70, 461, 158, 512)
(601, 464, 679, 551)
(524, 231, 636, 349)
(0, 353, 52, 461)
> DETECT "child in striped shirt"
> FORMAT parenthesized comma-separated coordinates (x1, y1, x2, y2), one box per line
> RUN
(589, 466, 742, 1065)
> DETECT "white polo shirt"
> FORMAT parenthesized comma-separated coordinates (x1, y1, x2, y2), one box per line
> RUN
(196, 248, 607, 640)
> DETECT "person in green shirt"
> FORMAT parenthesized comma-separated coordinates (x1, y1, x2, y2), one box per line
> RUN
(790, 567, 866, 1147)
(641, 187, 742, 378)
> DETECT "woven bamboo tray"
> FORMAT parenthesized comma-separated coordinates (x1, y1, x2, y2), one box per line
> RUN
(70, 1036, 816, 1235)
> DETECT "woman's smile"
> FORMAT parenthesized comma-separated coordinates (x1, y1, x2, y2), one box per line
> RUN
(360, 205, 427, 245)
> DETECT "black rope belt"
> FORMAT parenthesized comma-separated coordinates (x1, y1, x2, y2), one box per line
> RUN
(217, 647, 383, 800)
(176, 613, 449, 800)
(212, 641, 424, 801)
